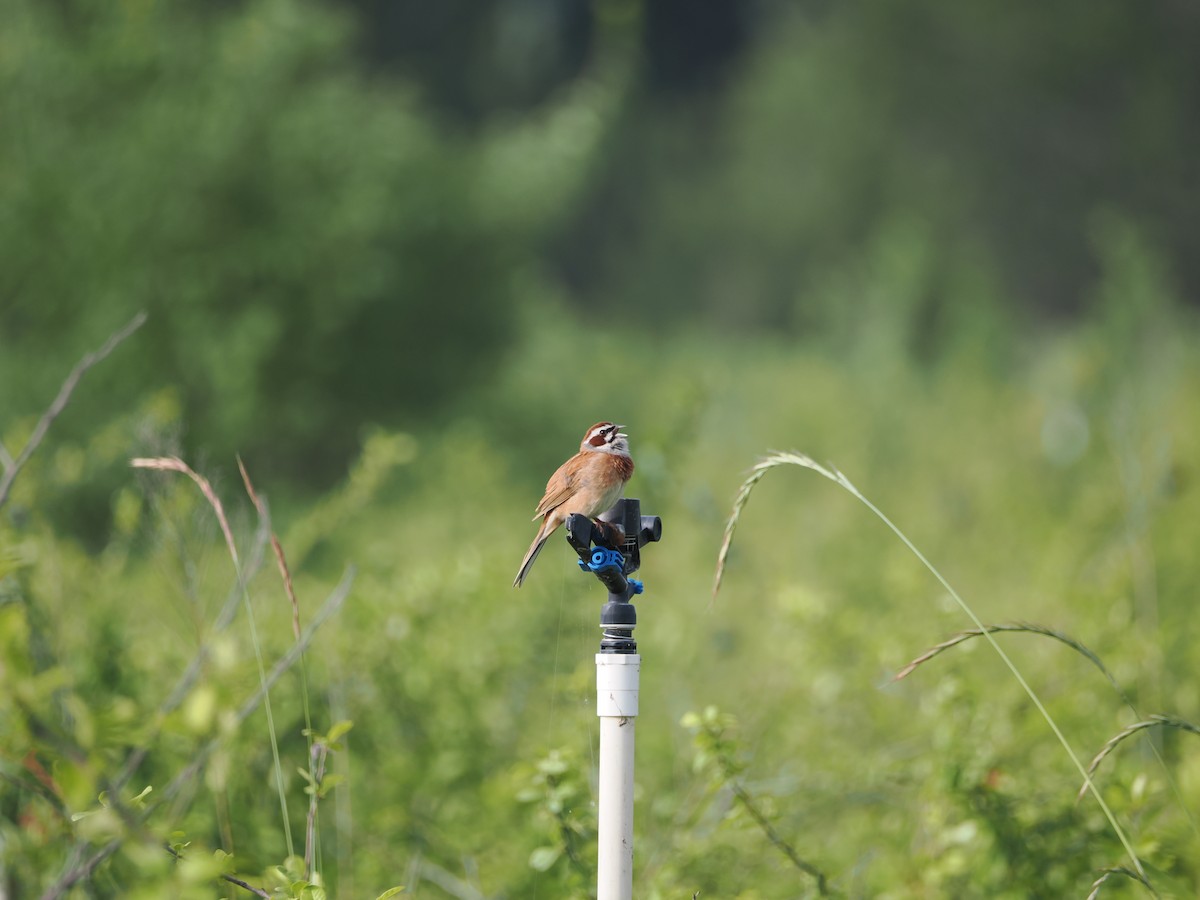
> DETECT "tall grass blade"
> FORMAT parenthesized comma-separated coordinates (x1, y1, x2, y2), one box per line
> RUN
(712, 451, 1149, 882)
(1, 311, 147, 510)
(237, 456, 319, 873)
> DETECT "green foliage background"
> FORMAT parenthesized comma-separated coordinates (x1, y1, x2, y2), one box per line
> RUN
(2, 0, 1200, 897)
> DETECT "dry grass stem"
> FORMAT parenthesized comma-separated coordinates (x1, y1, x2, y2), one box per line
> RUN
(0, 310, 147, 510)
(130, 457, 239, 566)
(238, 456, 301, 640)
(1078, 715, 1200, 803)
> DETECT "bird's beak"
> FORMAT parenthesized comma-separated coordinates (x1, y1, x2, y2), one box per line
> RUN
(615, 426, 628, 439)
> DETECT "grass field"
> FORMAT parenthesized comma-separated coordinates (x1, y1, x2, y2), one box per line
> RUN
(4, 298, 1200, 898)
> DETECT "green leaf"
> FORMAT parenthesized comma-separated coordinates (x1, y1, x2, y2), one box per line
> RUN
(529, 845, 562, 871)
(213, 848, 234, 873)
(374, 888, 406, 899)
(130, 784, 153, 808)
(538, 754, 569, 776)
(318, 773, 345, 796)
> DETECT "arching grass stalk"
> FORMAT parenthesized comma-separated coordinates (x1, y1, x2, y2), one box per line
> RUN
(131, 457, 295, 862)
(1080, 715, 1200, 802)
(897, 624, 1200, 841)
(893, 623, 1125, 692)
(712, 451, 1148, 883)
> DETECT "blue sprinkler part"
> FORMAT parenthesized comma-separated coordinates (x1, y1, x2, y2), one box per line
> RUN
(580, 547, 625, 575)
(578, 547, 646, 595)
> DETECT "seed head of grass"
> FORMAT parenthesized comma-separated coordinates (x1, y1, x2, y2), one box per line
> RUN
(131, 456, 238, 567)
(894, 622, 1125, 700)
(1079, 715, 1200, 803)
(713, 451, 842, 605)
(1086, 865, 1158, 899)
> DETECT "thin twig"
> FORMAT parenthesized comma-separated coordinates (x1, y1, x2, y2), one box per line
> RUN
(727, 778, 831, 894)
(0, 311, 147, 510)
(165, 844, 270, 898)
(691, 711, 832, 894)
(219, 872, 271, 899)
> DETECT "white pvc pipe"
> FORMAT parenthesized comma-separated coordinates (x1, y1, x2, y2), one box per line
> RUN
(596, 653, 640, 900)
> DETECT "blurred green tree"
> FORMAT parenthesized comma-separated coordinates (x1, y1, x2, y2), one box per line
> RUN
(554, 0, 1200, 333)
(0, 0, 612, 487)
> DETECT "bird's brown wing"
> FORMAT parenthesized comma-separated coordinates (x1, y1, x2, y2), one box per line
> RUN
(532, 458, 578, 520)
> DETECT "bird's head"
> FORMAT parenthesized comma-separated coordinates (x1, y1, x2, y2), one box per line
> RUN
(581, 421, 630, 456)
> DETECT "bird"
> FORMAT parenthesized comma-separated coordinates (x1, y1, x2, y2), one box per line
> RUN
(513, 422, 634, 587)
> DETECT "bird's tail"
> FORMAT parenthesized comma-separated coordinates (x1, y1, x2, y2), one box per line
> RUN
(513, 531, 549, 588)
